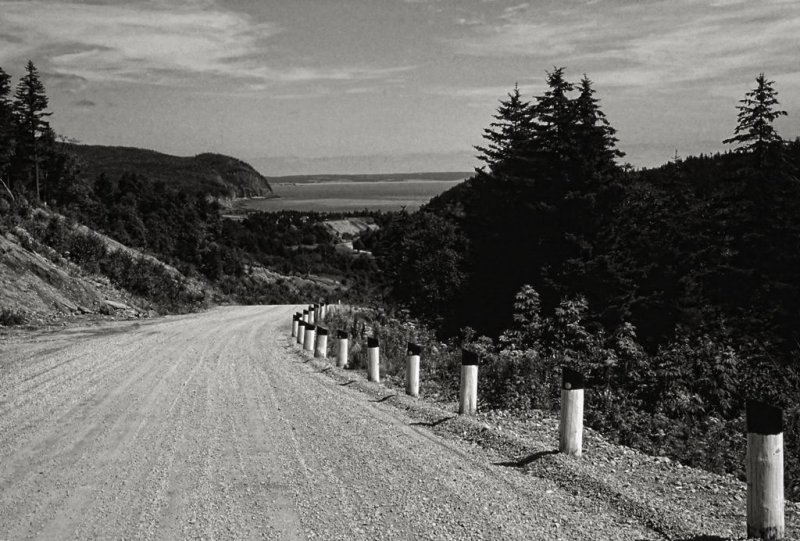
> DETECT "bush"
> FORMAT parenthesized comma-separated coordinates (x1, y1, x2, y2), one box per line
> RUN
(0, 307, 26, 326)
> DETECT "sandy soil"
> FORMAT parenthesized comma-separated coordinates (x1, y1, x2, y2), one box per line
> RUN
(0, 305, 666, 540)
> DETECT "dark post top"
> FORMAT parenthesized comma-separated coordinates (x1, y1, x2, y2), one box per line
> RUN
(407, 343, 422, 356)
(317, 327, 328, 336)
(292, 314, 298, 321)
(298, 320, 306, 327)
(461, 349, 479, 366)
(303, 309, 308, 315)
(747, 399, 783, 435)
(562, 367, 585, 390)
(337, 330, 349, 339)
(368, 337, 379, 348)
(304, 324, 316, 331)
(295, 312, 302, 318)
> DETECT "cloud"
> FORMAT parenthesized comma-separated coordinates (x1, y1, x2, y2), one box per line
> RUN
(0, 0, 412, 87)
(426, 82, 539, 100)
(447, 0, 800, 92)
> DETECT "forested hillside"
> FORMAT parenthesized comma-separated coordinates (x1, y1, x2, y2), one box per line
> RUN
(372, 69, 800, 495)
(62, 144, 274, 200)
(0, 61, 381, 315)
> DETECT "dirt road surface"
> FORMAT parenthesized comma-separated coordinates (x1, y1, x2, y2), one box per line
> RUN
(0, 306, 661, 540)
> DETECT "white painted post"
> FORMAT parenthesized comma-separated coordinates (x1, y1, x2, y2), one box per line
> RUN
(367, 337, 380, 382)
(405, 342, 421, 397)
(302, 309, 309, 323)
(747, 400, 784, 540)
(336, 330, 349, 368)
(320, 303, 327, 321)
(308, 305, 315, 325)
(304, 324, 316, 352)
(315, 327, 328, 359)
(559, 367, 585, 457)
(459, 350, 478, 415)
(291, 314, 299, 338)
(297, 320, 306, 346)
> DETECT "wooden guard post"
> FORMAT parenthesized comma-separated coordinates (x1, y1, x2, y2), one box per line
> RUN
(315, 327, 328, 359)
(405, 343, 421, 397)
(297, 320, 306, 346)
(291, 314, 299, 338)
(336, 330, 349, 368)
(367, 337, 380, 382)
(302, 309, 309, 324)
(303, 324, 316, 352)
(459, 350, 478, 415)
(747, 399, 784, 540)
(308, 305, 315, 325)
(559, 367, 585, 457)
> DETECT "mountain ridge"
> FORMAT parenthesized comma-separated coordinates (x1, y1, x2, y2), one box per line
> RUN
(61, 143, 273, 200)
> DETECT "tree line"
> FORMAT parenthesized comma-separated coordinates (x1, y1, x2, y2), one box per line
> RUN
(0, 61, 61, 204)
(372, 69, 800, 493)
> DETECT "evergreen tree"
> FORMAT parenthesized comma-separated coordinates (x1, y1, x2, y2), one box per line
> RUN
(723, 73, 787, 168)
(573, 75, 623, 176)
(13, 60, 52, 201)
(0, 66, 14, 196)
(474, 83, 533, 177)
(530, 67, 576, 166)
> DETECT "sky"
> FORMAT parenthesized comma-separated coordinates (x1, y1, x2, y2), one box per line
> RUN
(0, 0, 799, 175)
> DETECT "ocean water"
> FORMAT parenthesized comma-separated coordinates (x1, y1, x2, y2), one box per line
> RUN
(238, 180, 464, 213)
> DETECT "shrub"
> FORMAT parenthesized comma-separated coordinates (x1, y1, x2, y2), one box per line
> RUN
(0, 307, 26, 326)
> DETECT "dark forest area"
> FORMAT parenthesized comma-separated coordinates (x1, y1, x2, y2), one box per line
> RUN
(372, 69, 800, 495)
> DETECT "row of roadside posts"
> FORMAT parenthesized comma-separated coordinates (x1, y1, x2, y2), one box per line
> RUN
(289, 305, 786, 540)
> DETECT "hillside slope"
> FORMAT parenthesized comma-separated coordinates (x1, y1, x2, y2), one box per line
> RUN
(62, 144, 273, 199)
(0, 227, 146, 324)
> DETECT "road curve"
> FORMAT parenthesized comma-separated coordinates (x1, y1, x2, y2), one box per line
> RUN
(0, 306, 659, 540)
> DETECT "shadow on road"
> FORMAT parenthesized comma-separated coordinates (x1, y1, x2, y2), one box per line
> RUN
(668, 537, 730, 541)
(493, 450, 558, 467)
(339, 380, 355, 386)
(370, 394, 396, 403)
(410, 416, 454, 427)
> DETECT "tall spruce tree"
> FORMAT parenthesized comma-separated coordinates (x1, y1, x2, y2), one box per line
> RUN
(0, 66, 14, 195)
(474, 83, 533, 177)
(13, 60, 51, 201)
(573, 75, 623, 176)
(531, 67, 576, 166)
(723, 73, 787, 168)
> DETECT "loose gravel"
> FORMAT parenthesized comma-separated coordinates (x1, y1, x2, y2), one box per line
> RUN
(0, 305, 794, 539)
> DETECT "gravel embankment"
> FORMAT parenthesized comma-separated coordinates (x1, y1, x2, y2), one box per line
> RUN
(0, 305, 794, 539)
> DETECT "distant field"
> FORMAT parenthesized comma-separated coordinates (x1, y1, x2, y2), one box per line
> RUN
(236, 179, 466, 213)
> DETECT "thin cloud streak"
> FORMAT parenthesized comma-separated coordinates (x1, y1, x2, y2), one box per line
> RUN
(0, 0, 414, 87)
(447, 0, 800, 91)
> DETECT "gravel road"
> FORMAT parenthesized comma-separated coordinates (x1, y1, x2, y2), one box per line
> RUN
(0, 305, 662, 540)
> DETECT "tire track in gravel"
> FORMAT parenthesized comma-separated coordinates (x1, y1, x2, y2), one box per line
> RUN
(0, 305, 660, 540)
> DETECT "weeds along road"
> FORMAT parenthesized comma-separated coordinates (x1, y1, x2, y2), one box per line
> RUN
(0, 306, 658, 540)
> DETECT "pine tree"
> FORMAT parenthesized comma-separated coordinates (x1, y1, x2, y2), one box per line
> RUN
(0, 66, 14, 196)
(13, 60, 52, 201)
(474, 83, 533, 177)
(573, 75, 623, 176)
(723, 73, 787, 168)
(531, 67, 576, 164)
